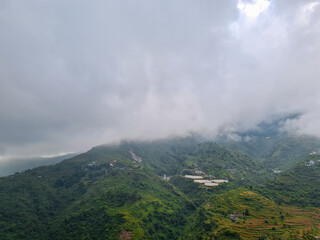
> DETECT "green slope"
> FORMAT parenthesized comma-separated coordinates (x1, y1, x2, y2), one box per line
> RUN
(256, 154, 320, 207)
(0, 144, 193, 240)
(182, 187, 320, 240)
(125, 138, 267, 184)
(122, 138, 270, 206)
(220, 133, 320, 170)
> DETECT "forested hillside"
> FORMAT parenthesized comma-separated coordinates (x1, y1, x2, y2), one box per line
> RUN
(1, 137, 320, 239)
(0, 138, 262, 239)
(0, 144, 192, 239)
(257, 154, 320, 207)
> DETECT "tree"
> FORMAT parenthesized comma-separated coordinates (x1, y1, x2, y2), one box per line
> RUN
(244, 208, 250, 216)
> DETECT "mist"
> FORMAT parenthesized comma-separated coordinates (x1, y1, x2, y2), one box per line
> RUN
(1, 0, 320, 159)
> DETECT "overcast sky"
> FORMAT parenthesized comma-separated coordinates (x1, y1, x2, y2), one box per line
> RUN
(1, 0, 320, 159)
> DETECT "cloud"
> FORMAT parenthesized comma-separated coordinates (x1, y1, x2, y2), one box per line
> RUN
(0, 0, 320, 158)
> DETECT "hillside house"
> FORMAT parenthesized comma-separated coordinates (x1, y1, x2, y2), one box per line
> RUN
(310, 151, 320, 155)
(306, 160, 316, 167)
(227, 168, 237, 174)
(195, 170, 205, 175)
(163, 174, 170, 181)
(229, 213, 243, 221)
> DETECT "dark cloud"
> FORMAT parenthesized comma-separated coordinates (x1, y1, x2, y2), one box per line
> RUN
(1, 0, 320, 158)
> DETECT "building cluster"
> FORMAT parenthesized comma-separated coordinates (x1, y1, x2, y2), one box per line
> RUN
(272, 169, 281, 174)
(305, 160, 320, 167)
(163, 174, 171, 181)
(87, 161, 96, 167)
(309, 151, 320, 155)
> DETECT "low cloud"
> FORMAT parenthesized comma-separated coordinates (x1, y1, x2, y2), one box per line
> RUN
(1, 0, 320, 158)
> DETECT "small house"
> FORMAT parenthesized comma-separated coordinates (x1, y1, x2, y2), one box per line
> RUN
(229, 213, 243, 221)
(195, 170, 205, 175)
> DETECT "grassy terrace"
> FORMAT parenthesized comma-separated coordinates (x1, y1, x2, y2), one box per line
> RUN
(183, 188, 320, 239)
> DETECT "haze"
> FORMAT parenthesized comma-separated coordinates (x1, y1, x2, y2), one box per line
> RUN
(1, 0, 320, 159)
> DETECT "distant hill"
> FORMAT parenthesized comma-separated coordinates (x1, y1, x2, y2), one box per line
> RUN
(216, 117, 320, 170)
(256, 154, 320, 207)
(0, 153, 78, 177)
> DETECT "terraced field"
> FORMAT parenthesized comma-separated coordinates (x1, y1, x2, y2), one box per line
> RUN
(183, 188, 320, 239)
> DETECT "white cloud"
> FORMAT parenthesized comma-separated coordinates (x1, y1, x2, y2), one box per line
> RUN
(238, 0, 270, 18)
(297, 1, 320, 25)
(0, 0, 320, 158)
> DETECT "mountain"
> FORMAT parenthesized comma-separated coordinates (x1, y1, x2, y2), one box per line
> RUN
(1, 136, 320, 239)
(216, 117, 320, 170)
(0, 138, 263, 240)
(0, 153, 78, 177)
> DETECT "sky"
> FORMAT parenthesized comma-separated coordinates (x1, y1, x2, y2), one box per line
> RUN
(1, 0, 320, 159)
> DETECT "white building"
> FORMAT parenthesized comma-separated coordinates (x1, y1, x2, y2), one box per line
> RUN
(212, 179, 228, 183)
(185, 175, 203, 179)
(194, 180, 212, 184)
